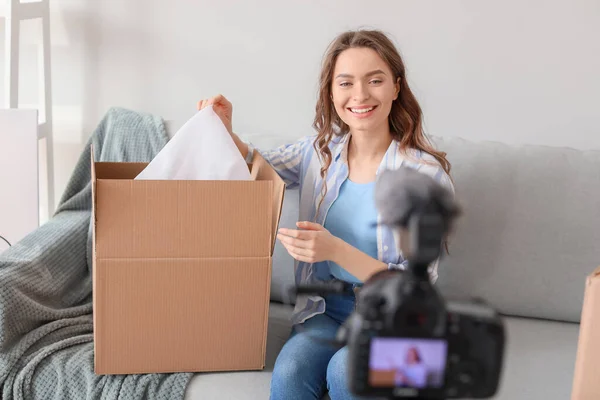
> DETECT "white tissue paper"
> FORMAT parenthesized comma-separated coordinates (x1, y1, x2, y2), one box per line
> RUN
(135, 105, 251, 181)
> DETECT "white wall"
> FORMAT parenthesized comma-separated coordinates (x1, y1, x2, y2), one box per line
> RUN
(2, 0, 599, 212)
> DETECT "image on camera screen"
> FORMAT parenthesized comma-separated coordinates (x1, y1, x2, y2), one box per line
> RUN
(368, 338, 447, 389)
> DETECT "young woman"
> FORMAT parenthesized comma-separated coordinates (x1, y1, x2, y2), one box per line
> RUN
(198, 29, 454, 400)
(393, 347, 428, 388)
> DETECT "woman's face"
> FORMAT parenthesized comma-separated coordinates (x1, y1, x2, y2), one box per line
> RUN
(406, 348, 419, 364)
(331, 47, 400, 137)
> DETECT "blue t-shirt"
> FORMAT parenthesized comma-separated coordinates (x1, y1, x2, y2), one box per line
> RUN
(324, 178, 379, 283)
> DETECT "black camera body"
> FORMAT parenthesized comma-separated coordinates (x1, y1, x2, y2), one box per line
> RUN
(342, 268, 505, 399)
(295, 167, 506, 399)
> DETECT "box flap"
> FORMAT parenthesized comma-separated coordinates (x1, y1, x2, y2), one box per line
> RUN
(90, 144, 98, 363)
(90, 144, 96, 178)
(90, 144, 97, 249)
(90, 145, 96, 199)
(571, 265, 600, 399)
(250, 152, 285, 255)
(95, 162, 149, 179)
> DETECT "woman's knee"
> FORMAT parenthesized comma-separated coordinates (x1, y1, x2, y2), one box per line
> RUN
(326, 347, 349, 396)
(271, 354, 326, 400)
(271, 334, 328, 399)
(327, 348, 382, 400)
(272, 351, 310, 384)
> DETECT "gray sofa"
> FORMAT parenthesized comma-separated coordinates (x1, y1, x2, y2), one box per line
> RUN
(183, 135, 600, 400)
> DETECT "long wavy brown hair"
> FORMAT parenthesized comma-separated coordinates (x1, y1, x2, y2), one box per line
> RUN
(312, 29, 451, 219)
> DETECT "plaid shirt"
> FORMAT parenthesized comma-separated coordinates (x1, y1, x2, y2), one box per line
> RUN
(246, 133, 454, 325)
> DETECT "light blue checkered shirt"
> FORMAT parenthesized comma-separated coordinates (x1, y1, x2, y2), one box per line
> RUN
(246, 133, 455, 325)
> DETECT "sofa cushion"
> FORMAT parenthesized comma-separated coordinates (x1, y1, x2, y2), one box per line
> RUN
(184, 302, 579, 400)
(271, 188, 298, 304)
(183, 303, 293, 400)
(432, 136, 600, 323)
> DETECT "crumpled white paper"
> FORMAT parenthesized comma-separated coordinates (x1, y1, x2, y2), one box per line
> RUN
(135, 105, 251, 181)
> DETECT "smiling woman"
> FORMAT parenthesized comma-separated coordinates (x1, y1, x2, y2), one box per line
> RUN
(197, 29, 455, 400)
(333, 63, 398, 132)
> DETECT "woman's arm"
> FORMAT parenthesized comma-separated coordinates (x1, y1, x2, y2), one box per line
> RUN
(331, 238, 388, 282)
(278, 222, 389, 282)
(245, 135, 314, 189)
(278, 222, 410, 283)
(216, 128, 308, 189)
(197, 95, 311, 189)
(229, 132, 250, 161)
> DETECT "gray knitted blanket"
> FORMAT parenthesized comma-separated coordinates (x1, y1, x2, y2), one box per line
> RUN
(0, 108, 192, 399)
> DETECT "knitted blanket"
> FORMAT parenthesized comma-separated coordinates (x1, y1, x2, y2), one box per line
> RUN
(0, 107, 192, 399)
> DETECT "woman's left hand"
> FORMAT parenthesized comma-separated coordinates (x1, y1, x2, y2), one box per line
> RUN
(277, 221, 342, 263)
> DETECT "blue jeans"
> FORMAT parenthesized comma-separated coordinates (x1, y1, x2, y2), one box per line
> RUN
(270, 293, 373, 400)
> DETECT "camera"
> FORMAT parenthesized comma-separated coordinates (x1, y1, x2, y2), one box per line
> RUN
(295, 167, 506, 399)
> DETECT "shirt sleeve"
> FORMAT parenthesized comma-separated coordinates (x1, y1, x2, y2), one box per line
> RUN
(387, 259, 409, 272)
(415, 159, 456, 197)
(245, 135, 314, 190)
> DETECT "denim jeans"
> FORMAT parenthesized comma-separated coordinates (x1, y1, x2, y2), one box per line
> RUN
(270, 292, 376, 400)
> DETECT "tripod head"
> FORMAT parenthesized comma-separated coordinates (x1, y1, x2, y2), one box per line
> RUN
(374, 167, 460, 279)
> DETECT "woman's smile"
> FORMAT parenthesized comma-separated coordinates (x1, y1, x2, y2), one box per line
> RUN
(347, 105, 378, 118)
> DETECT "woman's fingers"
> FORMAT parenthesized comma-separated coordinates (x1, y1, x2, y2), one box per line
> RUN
(197, 95, 229, 110)
(278, 228, 312, 240)
(211, 94, 225, 104)
(208, 94, 228, 108)
(281, 243, 313, 263)
(280, 240, 316, 263)
(277, 233, 311, 249)
(196, 95, 233, 134)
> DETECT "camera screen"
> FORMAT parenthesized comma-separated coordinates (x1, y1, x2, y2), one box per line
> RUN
(368, 338, 447, 389)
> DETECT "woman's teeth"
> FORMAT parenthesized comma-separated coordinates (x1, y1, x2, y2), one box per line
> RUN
(350, 107, 375, 114)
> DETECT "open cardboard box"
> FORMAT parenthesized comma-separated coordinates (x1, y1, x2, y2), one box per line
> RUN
(571, 265, 600, 399)
(91, 146, 285, 375)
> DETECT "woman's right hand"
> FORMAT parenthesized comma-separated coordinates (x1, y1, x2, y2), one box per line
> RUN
(197, 94, 233, 135)
(197, 94, 249, 160)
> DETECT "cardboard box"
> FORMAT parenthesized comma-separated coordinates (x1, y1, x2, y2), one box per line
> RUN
(571, 265, 600, 399)
(91, 147, 285, 375)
